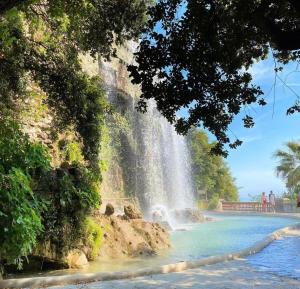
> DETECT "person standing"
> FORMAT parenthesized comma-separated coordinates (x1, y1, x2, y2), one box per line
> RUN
(261, 192, 267, 212)
(269, 191, 276, 213)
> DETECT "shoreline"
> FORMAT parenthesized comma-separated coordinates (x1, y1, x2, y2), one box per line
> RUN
(1, 213, 299, 289)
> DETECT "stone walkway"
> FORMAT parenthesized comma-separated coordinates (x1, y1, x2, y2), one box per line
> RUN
(51, 259, 300, 289)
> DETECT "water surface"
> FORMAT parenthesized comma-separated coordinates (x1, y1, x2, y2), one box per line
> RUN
(47, 214, 299, 275)
(248, 236, 300, 280)
(9, 214, 299, 278)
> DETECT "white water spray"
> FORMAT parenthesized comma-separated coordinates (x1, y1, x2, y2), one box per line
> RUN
(136, 100, 195, 212)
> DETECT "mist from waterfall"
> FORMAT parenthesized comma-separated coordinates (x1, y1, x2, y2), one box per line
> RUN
(134, 100, 195, 211)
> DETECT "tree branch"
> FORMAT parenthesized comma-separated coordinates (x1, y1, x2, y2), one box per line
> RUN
(0, 0, 29, 16)
(254, 0, 300, 51)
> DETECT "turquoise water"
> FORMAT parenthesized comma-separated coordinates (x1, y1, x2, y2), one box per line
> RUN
(12, 214, 299, 277)
(66, 214, 299, 274)
(248, 236, 300, 280)
(170, 214, 299, 261)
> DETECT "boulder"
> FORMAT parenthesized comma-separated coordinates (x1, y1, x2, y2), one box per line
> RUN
(105, 203, 115, 216)
(172, 208, 205, 223)
(124, 205, 142, 219)
(65, 250, 89, 269)
(131, 242, 156, 257)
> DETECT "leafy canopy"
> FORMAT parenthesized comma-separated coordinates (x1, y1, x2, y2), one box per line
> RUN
(129, 0, 300, 156)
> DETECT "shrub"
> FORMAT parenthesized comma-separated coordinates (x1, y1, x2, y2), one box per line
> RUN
(0, 119, 50, 267)
(41, 164, 101, 251)
(85, 218, 103, 260)
(0, 169, 43, 267)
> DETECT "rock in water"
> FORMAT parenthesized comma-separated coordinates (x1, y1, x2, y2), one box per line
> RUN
(65, 250, 88, 269)
(105, 203, 115, 216)
(172, 208, 205, 223)
(124, 205, 142, 219)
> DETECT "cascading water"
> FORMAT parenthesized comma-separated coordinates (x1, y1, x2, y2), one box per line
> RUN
(99, 45, 195, 218)
(134, 100, 195, 212)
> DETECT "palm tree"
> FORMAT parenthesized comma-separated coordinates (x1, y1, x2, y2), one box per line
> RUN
(274, 141, 300, 194)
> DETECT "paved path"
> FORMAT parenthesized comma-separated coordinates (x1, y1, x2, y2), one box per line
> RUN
(51, 259, 300, 289)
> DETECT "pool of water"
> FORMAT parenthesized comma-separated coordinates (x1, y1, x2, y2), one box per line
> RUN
(169, 214, 298, 261)
(10, 214, 300, 277)
(49, 214, 299, 275)
(247, 236, 300, 280)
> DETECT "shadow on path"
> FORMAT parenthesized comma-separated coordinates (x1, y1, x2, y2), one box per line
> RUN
(51, 260, 300, 289)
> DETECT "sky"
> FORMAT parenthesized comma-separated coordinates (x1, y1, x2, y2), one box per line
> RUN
(225, 58, 300, 201)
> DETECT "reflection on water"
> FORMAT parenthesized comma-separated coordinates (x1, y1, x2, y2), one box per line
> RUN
(247, 236, 300, 280)
(9, 214, 299, 278)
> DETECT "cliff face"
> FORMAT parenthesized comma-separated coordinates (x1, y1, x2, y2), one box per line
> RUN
(18, 43, 139, 200)
(97, 42, 141, 199)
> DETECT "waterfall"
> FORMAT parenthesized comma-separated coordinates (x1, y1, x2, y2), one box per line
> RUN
(134, 100, 195, 211)
(99, 47, 195, 214)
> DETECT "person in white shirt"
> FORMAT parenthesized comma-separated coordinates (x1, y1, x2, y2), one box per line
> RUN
(269, 191, 276, 213)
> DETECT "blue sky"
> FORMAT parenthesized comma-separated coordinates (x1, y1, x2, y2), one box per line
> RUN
(225, 58, 300, 200)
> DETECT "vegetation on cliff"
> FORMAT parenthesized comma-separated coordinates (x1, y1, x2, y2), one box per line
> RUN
(0, 118, 50, 267)
(0, 0, 149, 269)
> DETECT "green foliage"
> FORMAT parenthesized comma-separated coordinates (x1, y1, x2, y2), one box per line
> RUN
(59, 141, 84, 164)
(0, 119, 50, 267)
(0, 0, 150, 174)
(274, 141, 300, 197)
(129, 0, 300, 156)
(0, 0, 150, 270)
(0, 119, 51, 174)
(0, 168, 43, 267)
(187, 128, 238, 203)
(208, 195, 220, 210)
(0, 118, 101, 267)
(85, 218, 103, 260)
(41, 165, 100, 250)
(66, 142, 84, 164)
